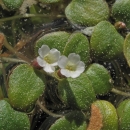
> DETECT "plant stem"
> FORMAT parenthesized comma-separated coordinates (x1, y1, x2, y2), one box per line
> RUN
(1, 57, 28, 63)
(0, 13, 64, 22)
(36, 100, 63, 118)
(116, 87, 130, 92)
(111, 88, 130, 97)
(111, 60, 124, 85)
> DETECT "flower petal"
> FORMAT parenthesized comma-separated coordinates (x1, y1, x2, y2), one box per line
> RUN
(69, 71, 82, 78)
(38, 45, 50, 58)
(51, 62, 58, 66)
(58, 56, 68, 68)
(44, 63, 55, 73)
(76, 61, 85, 73)
(60, 69, 71, 77)
(50, 48, 60, 62)
(37, 56, 46, 67)
(68, 53, 80, 64)
(49, 48, 61, 63)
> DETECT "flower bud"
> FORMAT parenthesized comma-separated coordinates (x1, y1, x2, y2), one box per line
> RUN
(31, 59, 42, 69)
(114, 21, 126, 30)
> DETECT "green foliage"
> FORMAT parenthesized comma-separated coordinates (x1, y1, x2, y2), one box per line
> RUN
(90, 21, 124, 61)
(2, 0, 24, 10)
(63, 32, 90, 66)
(85, 63, 113, 95)
(49, 111, 87, 130)
(1, 0, 130, 129)
(65, 0, 109, 26)
(8, 64, 45, 111)
(34, 31, 70, 56)
(0, 100, 30, 130)
(93, 100, 118, 130)
(117, 99, 130, 130)
(58, 73, 96, 110)
(112, 0, 130, 28)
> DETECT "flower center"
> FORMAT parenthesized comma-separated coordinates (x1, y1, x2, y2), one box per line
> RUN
(44, 54, 53, 64)
(65, 62, 76, 71)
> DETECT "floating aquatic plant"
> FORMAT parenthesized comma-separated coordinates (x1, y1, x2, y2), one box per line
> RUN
(1, 0, 130, 129)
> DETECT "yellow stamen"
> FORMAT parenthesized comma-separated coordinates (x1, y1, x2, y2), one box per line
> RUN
(65, 63, 76, 71)
(44, 55, 52, 64)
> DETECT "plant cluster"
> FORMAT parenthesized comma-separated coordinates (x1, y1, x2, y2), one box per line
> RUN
(1, 0, 130, 130)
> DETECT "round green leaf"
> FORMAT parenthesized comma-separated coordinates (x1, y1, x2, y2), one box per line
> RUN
(85, 63, 113, 95)
(58, 73, 96, 110)
(0, 100, 30, 130)
(117, 99, 130, 130)
(112, 0, 130, 28)
(65, 0, 109, 26)
(49, 111, 87, 130)
(2, 0, 24, 10)
(90, 21, 124, 61)
(63, 32, 90, 66)
(34, 31, 70, 56)
(93, 100, 118, 130)
(123, 33, 130, 67)
(8, 64, 45, 111)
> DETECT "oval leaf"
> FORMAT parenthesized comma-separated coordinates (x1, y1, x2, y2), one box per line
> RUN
(58, 73, 96, 110)
(90, 100, 118, 130)
(112, 0, 130, 28)
(85, 63, 113, 95)
(63, 32, 90, 66)
(90, 21, 124, 61)
(34, 31, 70, 56)
(117, 99, 130, 130)
(0, 100, 30, 130)
(65, 0, 109, 26)
(8, 64, 45, 111)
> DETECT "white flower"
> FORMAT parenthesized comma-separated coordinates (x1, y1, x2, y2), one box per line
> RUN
(58, 53, 85, 78)
(37, 45, 60, 73)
